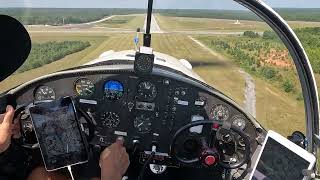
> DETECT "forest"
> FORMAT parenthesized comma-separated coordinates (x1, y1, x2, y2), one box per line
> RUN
(157, 8, 320, 22)
(0, 8, 146, 25)
(1, 8, 320, 25)
(198, 27, 320, 100)
(18, 41, 91, 73)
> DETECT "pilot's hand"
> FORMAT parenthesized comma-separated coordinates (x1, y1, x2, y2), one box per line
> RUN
(0, 105, 20, 153)
(99, 137, 130, 180)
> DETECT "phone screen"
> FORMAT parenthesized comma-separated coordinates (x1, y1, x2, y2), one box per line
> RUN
(29, 97, 88, 171)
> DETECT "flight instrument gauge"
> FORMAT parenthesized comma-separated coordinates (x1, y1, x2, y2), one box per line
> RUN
(101, 112, 120, 128)
(137, 81, 157, 101)
(210, 104, 230, 121)
(134, 114, 152, 133)
(104, 80, 124, 100)
(74, 78, 95, 97)
(232, 116, 246, 130)
(34, 86, 56, 101)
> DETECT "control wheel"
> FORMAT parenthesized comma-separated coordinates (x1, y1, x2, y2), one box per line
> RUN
(170, 120, 251, 169)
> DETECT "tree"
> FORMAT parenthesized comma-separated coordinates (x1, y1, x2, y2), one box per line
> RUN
(263, 31, 278, 40)
(243, 31, 259, 38)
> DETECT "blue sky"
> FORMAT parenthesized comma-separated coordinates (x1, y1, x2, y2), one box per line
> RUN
(1, 0, 320, 9)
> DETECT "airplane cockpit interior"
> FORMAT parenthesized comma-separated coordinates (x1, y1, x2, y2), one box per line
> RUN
(0, 0, 319, 180)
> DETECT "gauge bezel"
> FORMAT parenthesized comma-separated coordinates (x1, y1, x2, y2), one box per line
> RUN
(33, 85, 56, 101)
(136, 81, 157, 101)
(231, 115, 247, 130)
(101, 112, 120, 128)
(103, 80, 124, 101)
(209, 104, 230, 121)
(74, 77, 95, 97)
(133, 114, 152, 134)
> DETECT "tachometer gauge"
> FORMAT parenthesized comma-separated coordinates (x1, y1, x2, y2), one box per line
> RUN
(74, 78, 95, 97)
(210, 104, 229, 121)
(134, 114, 152, 133)
(101, 112, 120, 128)
(104, 80, 124, 100)
(137, 81, 157, 101)
(232, 116, 246, 130)
(34, 86, 56, 101)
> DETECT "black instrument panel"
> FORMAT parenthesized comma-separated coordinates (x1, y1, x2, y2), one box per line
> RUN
(16, 72, 259, 160)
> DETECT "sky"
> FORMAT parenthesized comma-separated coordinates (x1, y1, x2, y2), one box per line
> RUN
(0, 0, 320, 9)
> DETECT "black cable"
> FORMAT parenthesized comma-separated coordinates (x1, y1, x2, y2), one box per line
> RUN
(137, 151, 155, 180)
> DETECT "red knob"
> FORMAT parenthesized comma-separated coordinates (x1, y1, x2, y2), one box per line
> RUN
(204, 155, 216, 166)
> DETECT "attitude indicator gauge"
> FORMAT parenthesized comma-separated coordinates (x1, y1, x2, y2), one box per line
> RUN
(104, 80, 124, 101)
(74, 78, 95, 97)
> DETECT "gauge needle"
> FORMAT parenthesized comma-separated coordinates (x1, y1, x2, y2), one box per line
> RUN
(85, 88, 93, 93)
(138, 122, 143, 127)
(41, 89, 46, 95)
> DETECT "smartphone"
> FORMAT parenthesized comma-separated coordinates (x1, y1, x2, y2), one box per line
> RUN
(29, 97, 89, 171)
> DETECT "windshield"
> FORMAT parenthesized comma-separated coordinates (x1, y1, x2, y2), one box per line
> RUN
(1, 0, 320, 137)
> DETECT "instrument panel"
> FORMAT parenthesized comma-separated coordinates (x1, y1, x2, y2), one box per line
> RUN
(16, 71, 259, 160)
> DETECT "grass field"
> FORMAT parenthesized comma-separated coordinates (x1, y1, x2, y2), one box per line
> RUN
(156, 15, 320, 32)
(96, 15, 145, 30)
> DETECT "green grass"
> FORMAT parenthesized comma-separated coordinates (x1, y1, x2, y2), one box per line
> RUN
(96, 15, 145, 30)
(18, 41, 91, 73)
(156, 15, 320, 32)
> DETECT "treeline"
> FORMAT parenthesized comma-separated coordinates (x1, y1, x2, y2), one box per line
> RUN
(202, 27, 320, 100)
(2, 8, 320, 25)
(18, 41, 90, 72)
(201, 32, 299, 98)
(157, 8, 320, 22)
(295, 27, 320, 73)
(263, 28, 320, 73)
(0, 8, 146, 25)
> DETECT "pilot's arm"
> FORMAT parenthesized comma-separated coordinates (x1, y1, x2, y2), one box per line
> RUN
(99, 137, 130, 180)
(0, 105, 20, 154)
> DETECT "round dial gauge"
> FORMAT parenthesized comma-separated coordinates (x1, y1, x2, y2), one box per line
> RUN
(134, 114, 152, 133)
(135, 54, 154, 73)
(34, 86, 56, 101)
(74, 78, 95, 97)
(101, 112, 120, 128)
(210, 104, 230, 121)
(232, 116, 246, 130)
(137, 81, 157, 101)
(104, 80, 124, 100)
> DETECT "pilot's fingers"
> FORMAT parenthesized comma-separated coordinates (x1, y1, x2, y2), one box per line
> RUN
(99, 147, 111, 168)
(116, 136, 124, 146)
(3, 106, 14, 125)
(12, 123, 21, 139)
(120, 150, 130, 175)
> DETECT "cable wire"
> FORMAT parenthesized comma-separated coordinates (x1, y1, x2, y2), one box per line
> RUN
(137, 151, 155, 180)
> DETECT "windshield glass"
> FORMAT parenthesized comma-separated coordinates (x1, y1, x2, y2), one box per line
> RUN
(1, 0, 320, 137)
